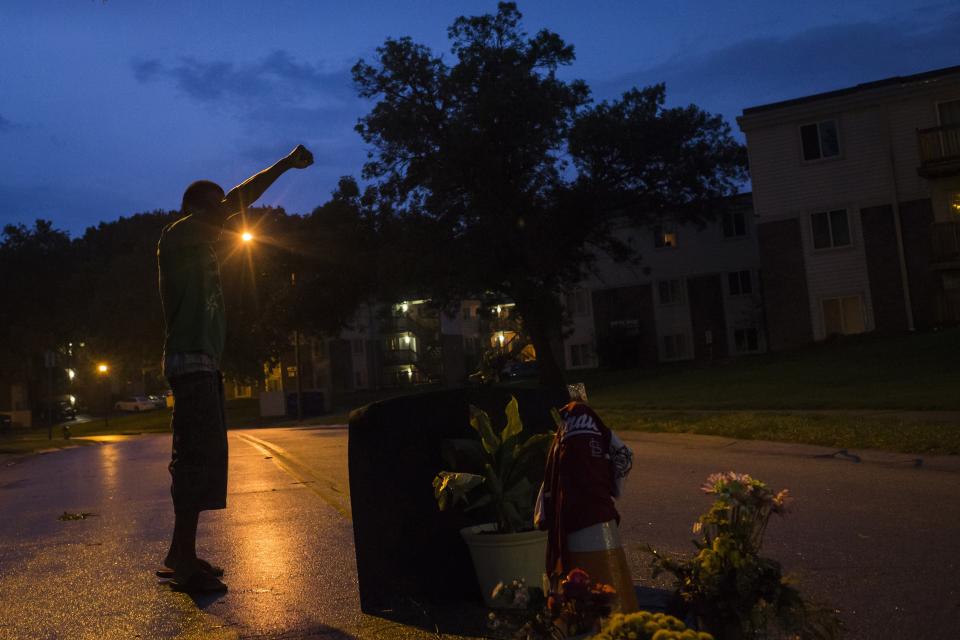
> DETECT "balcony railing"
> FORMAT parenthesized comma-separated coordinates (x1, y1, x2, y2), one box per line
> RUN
(917, 123, 960, 177)
(931, 221, 960, 265)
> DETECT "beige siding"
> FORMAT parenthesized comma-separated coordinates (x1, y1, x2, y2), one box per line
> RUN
(740, 69, 960, 343)
(797, 207, 875, 339)
(573, 208, 764, 362)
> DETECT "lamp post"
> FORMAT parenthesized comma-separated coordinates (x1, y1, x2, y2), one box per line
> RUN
(97, 363, 110, 429)
(241, 229, 303, 422)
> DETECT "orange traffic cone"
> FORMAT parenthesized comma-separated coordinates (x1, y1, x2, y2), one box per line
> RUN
(565, 521, 638, 613)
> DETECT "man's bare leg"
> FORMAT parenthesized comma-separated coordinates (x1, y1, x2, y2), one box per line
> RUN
(165, 510, 199, 572)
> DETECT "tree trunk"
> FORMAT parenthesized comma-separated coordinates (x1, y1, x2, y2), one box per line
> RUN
(514, 288, 568, 397)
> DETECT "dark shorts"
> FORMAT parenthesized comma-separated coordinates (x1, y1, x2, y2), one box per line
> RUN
(168, 371, 228, 512)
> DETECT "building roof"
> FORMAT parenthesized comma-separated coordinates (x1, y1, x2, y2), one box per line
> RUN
(741, 64, 960, 116)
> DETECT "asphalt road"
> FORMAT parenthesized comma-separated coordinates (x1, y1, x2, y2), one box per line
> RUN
(1, 426, 958, 639)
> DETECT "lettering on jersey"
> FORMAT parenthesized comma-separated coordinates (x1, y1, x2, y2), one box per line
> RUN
(561, 412, 602, 440)
(589, 438, 604, 458)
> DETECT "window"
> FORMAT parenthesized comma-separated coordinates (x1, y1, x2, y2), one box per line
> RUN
(286, 366, 297, 378)
(800, 120, 840, 160)
(565, 289, 590, 316)
(722, 211, 747, 238)
(734, 328, 760, 353)
(658, 279, 683, 305)
(654, 224, 678, 248)
(570, 343, 592, 367)
(663, 334, 687, 360)
(822, 296, 866, 336)
(352, 339, 364, 355)
(811, 209, 851, 249)
(728, 270, 753, 296)
(938, 99, 960, 125)
(462, 306, 472, 319)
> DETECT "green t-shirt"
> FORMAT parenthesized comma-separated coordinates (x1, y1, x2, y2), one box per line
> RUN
(157, 215, 226, 364)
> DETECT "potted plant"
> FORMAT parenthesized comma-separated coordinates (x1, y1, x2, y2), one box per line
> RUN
(433, 396, 555, 605)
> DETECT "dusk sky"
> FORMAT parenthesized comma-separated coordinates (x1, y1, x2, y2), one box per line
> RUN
(2, 1, 957, 236)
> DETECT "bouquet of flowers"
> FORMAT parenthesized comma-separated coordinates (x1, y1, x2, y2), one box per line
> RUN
(489, 569, 617, 639)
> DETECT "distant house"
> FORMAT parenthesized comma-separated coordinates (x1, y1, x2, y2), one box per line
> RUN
(566, 193, 765, 368)
(738, 65, 960, 350)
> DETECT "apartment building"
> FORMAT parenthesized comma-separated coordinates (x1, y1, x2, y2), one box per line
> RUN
(738, 65, 960, 350)
(565, 193, 765, 369)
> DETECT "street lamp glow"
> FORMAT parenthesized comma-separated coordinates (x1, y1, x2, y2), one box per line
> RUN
(97, 363, 109, 374)
(241, 231, 253, 243)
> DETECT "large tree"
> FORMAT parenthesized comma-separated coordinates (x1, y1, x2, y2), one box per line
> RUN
(0, 220, 79, 379)
(352, 2, 747, 391)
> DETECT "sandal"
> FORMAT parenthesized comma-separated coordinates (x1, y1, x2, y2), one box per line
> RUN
(169, 569, 228, 594)
(156, 558, 224, 578)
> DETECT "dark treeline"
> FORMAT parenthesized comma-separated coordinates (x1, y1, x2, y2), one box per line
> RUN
(0, 196, 377, 399)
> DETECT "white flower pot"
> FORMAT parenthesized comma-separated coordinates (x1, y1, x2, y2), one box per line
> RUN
(460, 523, 548, 607)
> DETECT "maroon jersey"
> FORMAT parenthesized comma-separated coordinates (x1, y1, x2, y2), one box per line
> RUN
(539, 401, 620, 576)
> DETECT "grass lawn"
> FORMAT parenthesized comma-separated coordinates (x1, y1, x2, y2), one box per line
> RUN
(578, 327, 960, 411)
(600, 410, 960, 456)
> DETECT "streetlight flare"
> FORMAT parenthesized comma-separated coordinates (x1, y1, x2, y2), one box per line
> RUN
(241, 231, 253, 243)
(97, 363, 109, 374)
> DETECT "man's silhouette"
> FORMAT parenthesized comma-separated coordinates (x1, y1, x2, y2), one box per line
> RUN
(157, 144, 313, 592)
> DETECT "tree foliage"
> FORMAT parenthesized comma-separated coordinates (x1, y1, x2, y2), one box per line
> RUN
(353, 2, 747, 390)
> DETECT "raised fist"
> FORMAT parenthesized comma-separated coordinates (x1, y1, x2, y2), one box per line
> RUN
(287, 144, 314, 169)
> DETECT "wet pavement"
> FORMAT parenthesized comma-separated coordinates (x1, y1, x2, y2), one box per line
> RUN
(0, 427, 482, 639)
(1, 426, 959, 638)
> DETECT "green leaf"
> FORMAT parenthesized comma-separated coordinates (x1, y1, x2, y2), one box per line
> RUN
(512, 432, 553, 466)
(433, 471, 485, 510)
(483, 463, 503, 497)
(469, 404, 501, 455)
(500, 395, 523, 443)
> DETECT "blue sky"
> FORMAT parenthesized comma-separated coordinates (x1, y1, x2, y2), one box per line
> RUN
(1, 1, 957, 236)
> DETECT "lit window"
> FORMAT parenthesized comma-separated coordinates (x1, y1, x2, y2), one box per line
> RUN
(822, 296, 866, 336)
(800, 120, 840, 160)
(654, 224, 678, 248)
(811, 209, 851, 249)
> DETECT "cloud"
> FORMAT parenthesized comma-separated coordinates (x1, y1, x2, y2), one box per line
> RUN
(597, 8, 960, 130)
(132, 50, 355, 109)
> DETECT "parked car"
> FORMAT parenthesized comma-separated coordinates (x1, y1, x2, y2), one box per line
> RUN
(0, 413, 11, 431)
(40, 400, 76, 423)
(114, 396, 156, 412)
(147, 395, 167, 409)
(501, 360, 539, 379)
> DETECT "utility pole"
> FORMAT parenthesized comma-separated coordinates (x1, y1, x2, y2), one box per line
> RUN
(45, 350, 55, 440)
(292, 272, 303, 423)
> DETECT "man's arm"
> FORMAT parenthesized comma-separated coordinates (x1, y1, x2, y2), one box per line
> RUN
(221, 144, 314, 216)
